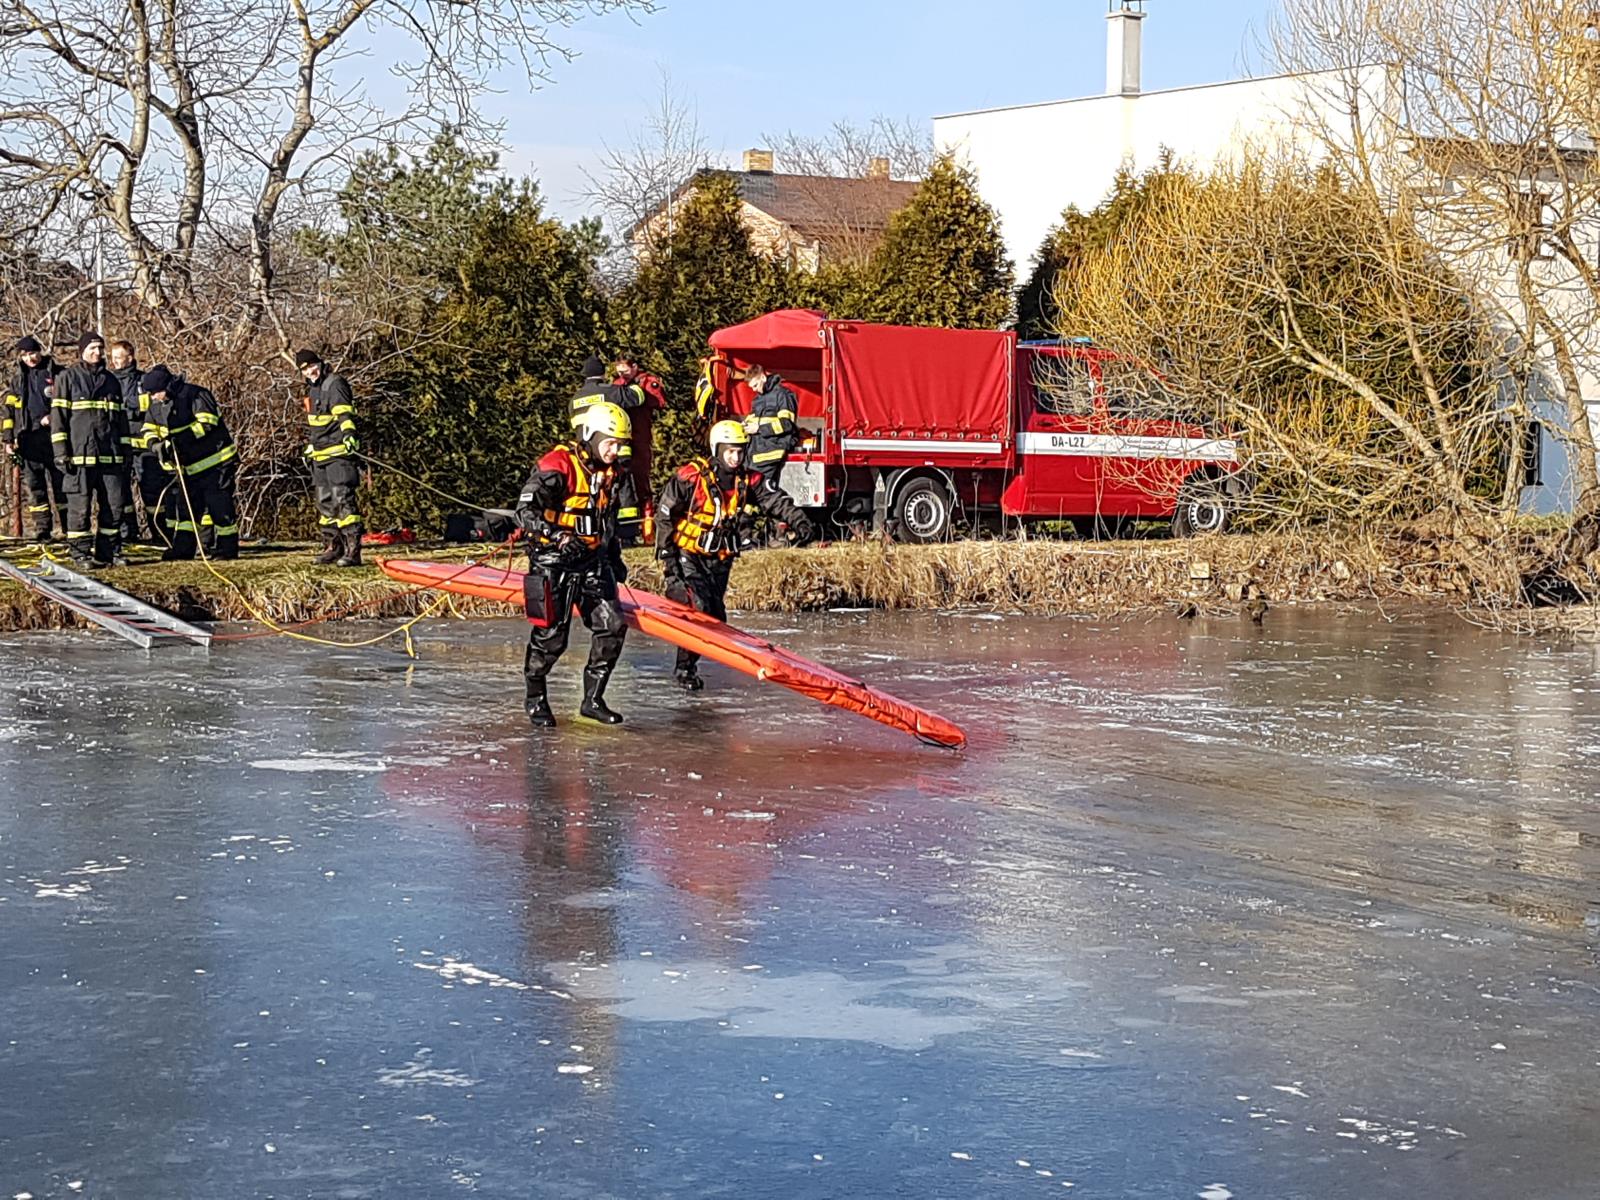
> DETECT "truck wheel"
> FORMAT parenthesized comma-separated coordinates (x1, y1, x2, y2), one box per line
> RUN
(891, 477, 953, 543)
(1172, 478, 1230, 537)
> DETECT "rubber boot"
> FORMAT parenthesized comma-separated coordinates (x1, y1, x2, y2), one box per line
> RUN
(313, 529, 341, 564)
(98, 529, 127, 568)
(524, 677, 556, 729)
(578, 662, 623, 725)
(674, 666, 704, 692)
(335, 524, 363, 568)
(67, 540, 99, 570)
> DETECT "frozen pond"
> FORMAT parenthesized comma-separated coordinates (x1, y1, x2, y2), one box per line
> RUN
(2, 608, 1598, 1197)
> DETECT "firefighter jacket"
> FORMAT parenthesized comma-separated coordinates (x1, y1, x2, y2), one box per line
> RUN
(656, 459, 808, 561)
(305, 369, 358, 463)
(144, 378, 237, 477)
(3, 355, 56, 443)
(111, 363, 148, 445)
(568, 377, 647, 429)
(515, 442, 624, 568)
(51, 360, 132, 467)
(748, 376, 798, 469)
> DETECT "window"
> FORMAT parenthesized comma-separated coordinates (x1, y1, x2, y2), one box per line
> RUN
(1521, 418, 1543, 488)
(1031, 355, 1096, 416)
(1100, 360, 1177, 419)
(1508, 189, 1555, 263)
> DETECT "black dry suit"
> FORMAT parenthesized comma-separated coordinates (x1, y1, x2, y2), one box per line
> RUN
(655, 457, 812, 680)
(513, 435, 630, 725)
(144, 377, 239, 560)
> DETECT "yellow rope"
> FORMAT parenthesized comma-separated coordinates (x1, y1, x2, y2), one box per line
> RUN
(169, 450, 449, 657)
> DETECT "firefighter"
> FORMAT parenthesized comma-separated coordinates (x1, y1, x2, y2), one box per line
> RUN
(569, 354, 646, 541)
(139, 365, 239, 561)
(612, 354, 667, 532)
(514, 401, 633, 730)
(739, 362, 800, 548)
(742, 363, 799, 490)
(655, 419, 816, 692)
(51, 332, 132, 568)
(295, 349, 363, 567)
(107, 339, 157, 545)
(3, 335, 64, 542)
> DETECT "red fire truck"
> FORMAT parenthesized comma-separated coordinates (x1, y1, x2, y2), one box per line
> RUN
(704, 309, 1248, 541)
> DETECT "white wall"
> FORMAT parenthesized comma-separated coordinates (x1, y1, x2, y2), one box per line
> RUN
(934, 70, 1358, 269)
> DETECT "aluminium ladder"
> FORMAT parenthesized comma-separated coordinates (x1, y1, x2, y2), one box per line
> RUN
(0, 558, 212, 649)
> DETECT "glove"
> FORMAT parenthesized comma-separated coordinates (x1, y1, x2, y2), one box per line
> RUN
(789, 517, 818, 546)
(55, 456, 74, 475)
(302, 443, 314, 460)
(741, 414, 759, 434)
(610, 553, 630, 585)
(343, 435, 360, 454)
(555, 535, 589, 567)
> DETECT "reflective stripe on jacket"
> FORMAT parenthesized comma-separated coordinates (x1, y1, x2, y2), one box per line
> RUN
(51, 362, 131, 466)
(146, 380, 237, 476)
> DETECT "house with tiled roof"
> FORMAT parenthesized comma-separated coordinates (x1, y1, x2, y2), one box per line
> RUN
(632, 149, 921, 271)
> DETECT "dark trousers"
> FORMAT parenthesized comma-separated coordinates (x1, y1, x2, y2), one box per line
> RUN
(664, 553, 731, 673)
(312, 457, 361, 536)
(523, 564, 627, 685)
(166, 462, 238, 560)
(133, 452, 171, 543)
(15, 430, 65, 536)
(62, 464, 129, 561)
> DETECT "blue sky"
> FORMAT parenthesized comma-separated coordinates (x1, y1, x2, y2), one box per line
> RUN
(461, 1, 1283, 219)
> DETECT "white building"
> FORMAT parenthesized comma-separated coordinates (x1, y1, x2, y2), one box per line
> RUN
(932, 1, 1596, 516)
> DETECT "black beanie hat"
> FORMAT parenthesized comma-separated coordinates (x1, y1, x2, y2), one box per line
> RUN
(294, 349, 321, 368)
(78, 330, 104, 354)
(140, 364, 176, 395)
(581, 354, 605, 378)
(15, 335, 41, 353)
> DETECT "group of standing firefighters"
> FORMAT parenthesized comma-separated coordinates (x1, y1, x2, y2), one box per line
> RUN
(2, 333, 361, 570)
(5, 331, 812, 727)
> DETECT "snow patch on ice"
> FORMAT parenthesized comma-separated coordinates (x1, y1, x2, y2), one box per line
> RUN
(414, 958, 530, 990)
(377, 1049, 476, 1089)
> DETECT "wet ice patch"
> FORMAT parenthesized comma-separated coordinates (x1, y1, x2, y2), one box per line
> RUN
(1199, 1187, 1233, 1200)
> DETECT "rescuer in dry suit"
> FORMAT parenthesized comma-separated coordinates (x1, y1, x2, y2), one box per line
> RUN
(655, 419, 816, 692)
(296, 348, 363, 567)
(139, 364, 240, 561)
(3, 335, 64, 542)
(514, 401, 633, 729)
(51, 331, 132, 568)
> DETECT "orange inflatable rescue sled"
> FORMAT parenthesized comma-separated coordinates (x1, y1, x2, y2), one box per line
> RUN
(379, 559, 966, 749)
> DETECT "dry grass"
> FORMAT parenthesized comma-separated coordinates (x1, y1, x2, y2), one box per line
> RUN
(0, 527, 1557, 634)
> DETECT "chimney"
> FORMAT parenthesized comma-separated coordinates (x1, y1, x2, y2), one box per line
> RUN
(1106, 0, 1146, 97)
(743, 148, 774, 173)
(866, 156, 891, 180)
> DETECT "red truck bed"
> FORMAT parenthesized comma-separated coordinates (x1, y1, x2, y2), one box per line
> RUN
(708, 310, 1015, 468)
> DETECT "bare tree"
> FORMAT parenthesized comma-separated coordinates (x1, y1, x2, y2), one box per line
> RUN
(582, 68, 717, 273)
(1274, 0, 1600, 567)
(0, 0, 653, 350)
(761, 115, 931, 268)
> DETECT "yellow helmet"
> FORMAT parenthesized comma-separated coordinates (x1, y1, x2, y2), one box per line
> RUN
(578, 401, 631, 442)
(709, 419, 749, 450)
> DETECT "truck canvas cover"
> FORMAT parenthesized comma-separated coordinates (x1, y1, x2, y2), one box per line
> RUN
(827, 322, 1013, 464)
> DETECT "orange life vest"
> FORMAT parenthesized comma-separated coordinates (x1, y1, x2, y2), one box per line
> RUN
(672, 458, 747, 559)
(539, 443, 619, 549)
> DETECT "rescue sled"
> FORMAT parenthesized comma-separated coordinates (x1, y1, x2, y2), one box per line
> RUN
(379, 558, 966, 749)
